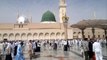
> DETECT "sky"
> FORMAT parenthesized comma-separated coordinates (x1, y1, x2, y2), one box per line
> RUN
(0, 0, 107, 24)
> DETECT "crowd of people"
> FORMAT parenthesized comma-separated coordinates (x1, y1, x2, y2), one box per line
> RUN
(71, 38, 107, 60)
(0, 38, 106, 60)
(81, 38, 106, 60)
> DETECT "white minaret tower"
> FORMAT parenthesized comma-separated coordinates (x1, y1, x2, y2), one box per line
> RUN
(93, 11, 96, 19)
(59, 0, 67, 23)
(16, 11, 20, 23)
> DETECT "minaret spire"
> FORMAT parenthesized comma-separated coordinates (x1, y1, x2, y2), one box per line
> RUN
(93, 11, 96, 19)
(29, 15, 32, 23)
(59, 0, 67, 23)
(17, 10, 20, 23)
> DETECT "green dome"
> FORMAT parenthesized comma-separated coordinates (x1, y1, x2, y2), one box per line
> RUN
(41, 11, 56, 22)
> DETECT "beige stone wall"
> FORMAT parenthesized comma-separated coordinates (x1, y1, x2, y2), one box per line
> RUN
(0, 23, 105, 41)
(0, 28, 73, 41)
(72, 28, 105, 39)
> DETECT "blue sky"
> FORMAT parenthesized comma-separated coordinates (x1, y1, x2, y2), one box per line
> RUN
(0, 0, 107, 24)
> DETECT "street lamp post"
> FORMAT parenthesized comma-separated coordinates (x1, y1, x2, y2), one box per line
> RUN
(62, 14, 69, 40)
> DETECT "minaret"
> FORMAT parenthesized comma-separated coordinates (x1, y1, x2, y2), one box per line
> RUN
(16, 11, 20, 23)
(59, 0, 67, 23)
(29, 15, 32, 23)
(93, 11, 96, 19)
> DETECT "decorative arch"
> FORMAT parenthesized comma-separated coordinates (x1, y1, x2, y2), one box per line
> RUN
(27, 33, 32, 40)
(45, 33, 49, 39)
(56, 32, 60, 36)
(39, 33, 43, 36)
(88, 35, 90, 38)
(62, 32, 65, 39)
(56, 32, 61, 39)
(73, 32, 77, 39)
(45, 33, 49, 36)
(78, 33, 82, 39)
(50, 32, 55, 39)
(0, 34, 2, 40)
(78, 32, 81, 34)
(21, 33, 26, 40)
(15, 33, 20, 40)
(3, 33, 8, 39)
(9, 33, 14, 40)
(33, 33, 38, 39)
(39, 33, 43, 39)
(73, 32, 76, 34)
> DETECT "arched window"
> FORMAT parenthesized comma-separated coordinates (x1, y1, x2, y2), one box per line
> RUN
(3, 33, 8, 39)
(15, 33, 20, 40)
(103, 35, 105, 38)
(56, 32, 61, 39)
(9, 33, 14, 40)
(39, 33, 43, 40)
(0, 34, 2, 40)
(33, 33, 38, 39)
(21, 33, 26, 40)
(27, 33, 32, 40)
(98, 35, 100, 38)
(45, 33, 49, 39)
(73, 32, 76, 34)
(88, 35, 90, 38)
(50, 32, 55, 39)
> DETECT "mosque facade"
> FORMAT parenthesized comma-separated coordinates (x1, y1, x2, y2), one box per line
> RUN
(0, 0, 73, 41)
(0, 0, 106, 41)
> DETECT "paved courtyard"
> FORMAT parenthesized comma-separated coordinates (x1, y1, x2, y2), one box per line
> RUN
(23, 45, 107, 60)
(0, 43, 106, 60)
(24, 47, 83, 60)
(102, 46, 107, 60)
(70, 45, 107, 60)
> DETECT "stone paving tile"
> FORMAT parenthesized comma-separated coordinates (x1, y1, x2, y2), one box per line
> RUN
(102, 46, 107, 56)
(24, 49, 84, 60)
(15, 46, 107, 60)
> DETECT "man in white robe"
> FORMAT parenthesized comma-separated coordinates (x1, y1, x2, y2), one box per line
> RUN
(93, 40, 103, 60)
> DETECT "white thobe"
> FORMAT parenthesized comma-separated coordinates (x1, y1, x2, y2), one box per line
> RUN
(93, 42, 103, 60)
(32, 42, 36, 49)
(63, 41, 67, 45)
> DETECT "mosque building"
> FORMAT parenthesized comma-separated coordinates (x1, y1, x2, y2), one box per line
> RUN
(0, 0, 73, 41)
(0, 0, 107, 41)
